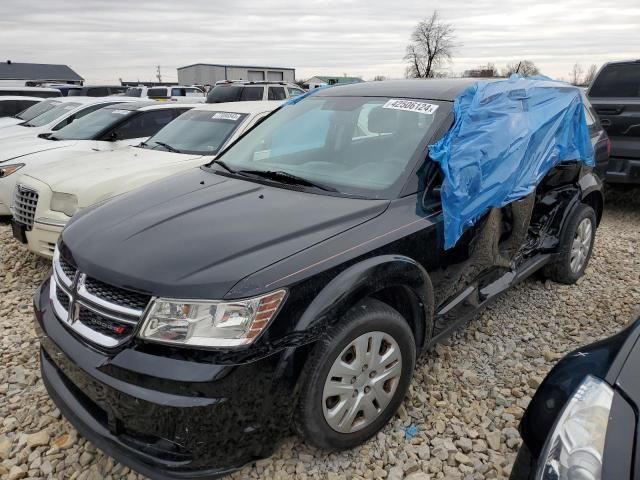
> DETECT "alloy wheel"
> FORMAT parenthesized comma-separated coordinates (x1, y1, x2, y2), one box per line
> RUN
(570, 217, 593, 273)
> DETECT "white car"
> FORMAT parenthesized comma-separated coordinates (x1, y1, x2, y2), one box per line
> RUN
(125, 85, 205, 103)
(0, 98, 62, 129)
(11, 101, 280, 257)
(0, 97, 138, 141)
(0, 102, 193, 215)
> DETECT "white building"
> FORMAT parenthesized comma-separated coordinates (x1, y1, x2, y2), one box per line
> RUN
(178, 64, 296, 86)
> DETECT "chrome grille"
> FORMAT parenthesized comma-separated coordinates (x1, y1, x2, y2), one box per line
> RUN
(51, 249, 151, 348)
(85, 277, 151, 312)
(59, 257, 77, 282)
(13, 185, 39, 230)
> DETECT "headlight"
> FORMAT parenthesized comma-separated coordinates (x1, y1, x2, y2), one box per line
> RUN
(0, 163, 25, 178)
(537, 375, 614, 480)
(50, 192, 78, 216)
(138, 290, 286, 347)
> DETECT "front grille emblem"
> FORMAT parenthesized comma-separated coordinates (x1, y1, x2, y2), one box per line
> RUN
(66, 273, 86, 325)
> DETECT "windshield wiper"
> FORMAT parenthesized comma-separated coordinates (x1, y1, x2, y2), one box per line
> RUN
(236, 170, 339, 192)
(154, 141, 181, 153)
(210, 159, 236, 174)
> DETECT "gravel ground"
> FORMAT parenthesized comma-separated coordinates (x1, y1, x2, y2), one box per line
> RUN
(1, 187, 639, 480)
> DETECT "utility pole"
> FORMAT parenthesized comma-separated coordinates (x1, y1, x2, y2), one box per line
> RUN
(156, 65, 162, 83)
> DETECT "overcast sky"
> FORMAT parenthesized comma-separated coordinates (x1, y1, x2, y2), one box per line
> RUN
(1, 0, 638, 84)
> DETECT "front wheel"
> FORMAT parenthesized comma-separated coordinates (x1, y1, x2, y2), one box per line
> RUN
(295, 299, 416, 450)
(543, 203, 597, 284)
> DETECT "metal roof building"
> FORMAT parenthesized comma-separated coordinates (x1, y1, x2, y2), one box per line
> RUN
(0, 61, 84, 85)
(178, 63, 295, 86)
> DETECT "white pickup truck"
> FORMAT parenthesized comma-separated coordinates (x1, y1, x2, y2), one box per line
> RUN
(10, 101, 280, 257)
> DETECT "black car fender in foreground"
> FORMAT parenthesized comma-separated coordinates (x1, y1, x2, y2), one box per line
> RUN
(511, 317, 640, 480)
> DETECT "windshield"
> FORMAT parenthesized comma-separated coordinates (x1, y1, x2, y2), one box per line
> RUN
(212, 96, 445, 197)
(16, 99, 61, 121)
(142, 110, 248, 155)
(23, 102, 81, 127)
(50, 107, 133, 140)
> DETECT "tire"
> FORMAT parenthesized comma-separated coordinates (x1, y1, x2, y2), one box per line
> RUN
(294, 298, 416, 450)
(543, 203, 597, 284)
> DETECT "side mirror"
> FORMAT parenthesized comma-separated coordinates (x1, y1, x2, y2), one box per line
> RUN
(107, 131, 120, 142)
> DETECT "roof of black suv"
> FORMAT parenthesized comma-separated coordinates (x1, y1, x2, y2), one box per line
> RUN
(314, 78, 482, 101)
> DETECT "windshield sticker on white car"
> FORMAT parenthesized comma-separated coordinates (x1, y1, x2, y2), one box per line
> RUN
(212, 112, 242, 121)
(110, 110, 131, 115)
(383, 99, 439, 115)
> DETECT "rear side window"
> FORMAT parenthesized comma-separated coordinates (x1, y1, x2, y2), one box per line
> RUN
(111, 109, 176, 139)
(268, 87, 286, 100)
(147, 88, 169, 98)
(241, 87, 264, 101)
(207, 85, 242, 103)
(590, 63, 640, 97)
(171, 88, 186, 97)
(86, 87, 109, 97)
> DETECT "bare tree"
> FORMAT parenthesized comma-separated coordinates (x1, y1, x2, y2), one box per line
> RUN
(583, 64, 598, 86)
(502, 60, 541, 77)
(373, 75, 387, 81)
(404, 11, 457, 78)
(569, 63, 584, 86)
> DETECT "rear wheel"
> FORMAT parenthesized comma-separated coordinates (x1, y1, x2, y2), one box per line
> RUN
(543, 203, 596, 284)
(295, 299, 416, 450)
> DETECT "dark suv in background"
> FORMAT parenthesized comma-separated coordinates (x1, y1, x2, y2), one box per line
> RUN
(588, 60, 640, 184)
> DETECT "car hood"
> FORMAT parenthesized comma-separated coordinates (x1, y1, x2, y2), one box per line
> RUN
(0, 135, 75, 163)
(0, 124, 46, 140)
(27, 146, 204, 204)
(62, 168, 388, 299)
(0, 117, 22, 129)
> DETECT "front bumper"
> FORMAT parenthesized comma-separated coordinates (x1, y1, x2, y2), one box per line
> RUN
(26, 219, 65, 258)
(606, 156, 640, 184)
(34, 277, 299, 479)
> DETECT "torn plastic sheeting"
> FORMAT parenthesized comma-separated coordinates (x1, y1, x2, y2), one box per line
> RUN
(428, 75, 595, 249)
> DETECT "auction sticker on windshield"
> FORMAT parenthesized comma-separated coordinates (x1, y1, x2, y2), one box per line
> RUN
(213, 112, 242, 121)
(383, 99, 438, 115)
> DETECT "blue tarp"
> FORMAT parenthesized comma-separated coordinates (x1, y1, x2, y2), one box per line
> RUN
(428, 75, 594, 249)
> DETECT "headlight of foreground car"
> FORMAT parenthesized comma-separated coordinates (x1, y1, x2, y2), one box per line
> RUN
(139, 290, 287, 347)
(537, 375, 614, 480)
(50, 192, 78, 217)
(0, 163, 25, 178)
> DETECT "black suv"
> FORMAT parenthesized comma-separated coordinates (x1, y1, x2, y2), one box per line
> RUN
(588, 60, 640, 184)
(35, 80, 607, 479)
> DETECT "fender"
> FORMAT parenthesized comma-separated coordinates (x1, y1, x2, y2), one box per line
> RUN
(518, 320, 639, 459)
(293, 254, 435, 349)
